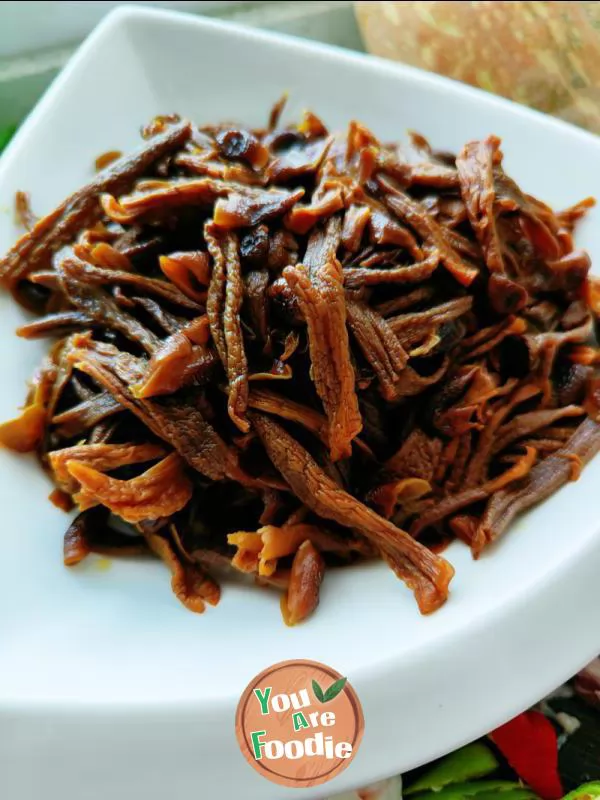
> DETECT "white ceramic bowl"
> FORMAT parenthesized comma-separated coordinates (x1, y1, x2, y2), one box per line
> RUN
(1, 7, 600, 800)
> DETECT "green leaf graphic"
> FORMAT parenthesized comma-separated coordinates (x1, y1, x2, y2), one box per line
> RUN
(323, 677, 348, 703)
(312, 679, 325, 703)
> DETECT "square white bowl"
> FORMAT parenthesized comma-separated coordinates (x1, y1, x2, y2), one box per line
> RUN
(1, 7, 600, 800)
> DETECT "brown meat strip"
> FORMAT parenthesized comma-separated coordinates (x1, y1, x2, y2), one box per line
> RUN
(214, 186, 304, 228)
(492, 406, 584, 455)
(374, 285, 436, 317)
(475, 418, 600, 553)
(342, 204, 371, 253)
(386, 428, 443, 481)
(389, 296, 473, 346)
(146, 531, 220, 613)
(205, 224, 249, 431)
(132, 333, 217, 398)
(59, 254, 201, 311)
(344, 249, 440, 289)
(57, 272, 160, 356)
(70, 339, 241, 483)
(411, 487, 489, 538)
(205, 222, 228, 366)
(346, 300, 408, 401)
(101, 178, 226, 223)
(247, 388, 329, 445)
(52, 392, 122, 439)
(267, 137, 332, 183)
(284, 217, 362, 461)
(131, 297, 187, 335)
(0, 122, 191, 286)
(251, 412, 454, 614)
(462, 384, 540, 488)
(378, 175, 479, 287)
(456, 136, 505, 274)
(16, 310, 95, 339)
(368, 210, 423, 257)
(49, 442, 165, 493)
(222, 233, 249, 431)
(69, 453, 192, 524)
(244, 269, 270, 345)
(393, 358, 450, 398)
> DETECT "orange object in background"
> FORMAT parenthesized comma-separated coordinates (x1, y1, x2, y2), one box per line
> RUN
(355, 1, 600, 134)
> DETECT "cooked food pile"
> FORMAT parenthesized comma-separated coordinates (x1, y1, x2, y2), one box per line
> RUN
(1, 99, 599, 624)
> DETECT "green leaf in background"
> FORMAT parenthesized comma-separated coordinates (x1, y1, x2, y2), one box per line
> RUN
(312, 679, 325, 703)
(405, 742, 499, 795)
(468, 793, 537, 800)
(562, 783, 600, 799)
(323, 676, 347, 703)
(0, 124, 17, 155)
(411, 781, 538, 800)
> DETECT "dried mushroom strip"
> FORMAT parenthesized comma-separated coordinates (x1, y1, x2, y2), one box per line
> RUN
(0, 100, 598, 624)
(284, 217, 362, 460)
(0, 122, 191, 288)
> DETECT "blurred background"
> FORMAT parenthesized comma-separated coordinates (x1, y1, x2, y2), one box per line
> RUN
(3, 0, 600, 141)
(0, 1, 360, 134)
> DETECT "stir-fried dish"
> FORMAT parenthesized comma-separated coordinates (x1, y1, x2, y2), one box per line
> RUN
(1, 99, 600, 624)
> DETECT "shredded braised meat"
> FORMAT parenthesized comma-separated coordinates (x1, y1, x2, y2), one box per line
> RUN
(1, 101, 598, 624)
